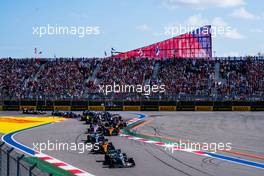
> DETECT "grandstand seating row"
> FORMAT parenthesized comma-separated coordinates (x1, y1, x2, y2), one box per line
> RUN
(0, 57, 263, 100)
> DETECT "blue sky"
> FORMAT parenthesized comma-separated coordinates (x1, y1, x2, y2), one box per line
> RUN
(0, 0, 263, 58)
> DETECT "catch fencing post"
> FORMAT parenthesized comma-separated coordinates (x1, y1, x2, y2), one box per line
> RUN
(29, 163, 37, 176)
(7, 148, 14, 176)
(0, 142, 5, 175)
(16, 154, 24, 176)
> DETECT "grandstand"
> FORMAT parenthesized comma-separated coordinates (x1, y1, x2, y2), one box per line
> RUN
(0, 56, 264, 101)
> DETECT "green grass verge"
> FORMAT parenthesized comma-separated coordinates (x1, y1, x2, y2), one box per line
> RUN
(23, 157, 75, 176)
(124, 120, 179, 145)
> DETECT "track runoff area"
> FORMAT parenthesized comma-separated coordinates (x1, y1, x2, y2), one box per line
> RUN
(1, 111, 264, 176)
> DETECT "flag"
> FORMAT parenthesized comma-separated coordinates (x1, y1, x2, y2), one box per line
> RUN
(34, 48, 41, 65)
(111, 48, 116, 56)
(155, 46, 160, 56)
(137, 49, 144, 57)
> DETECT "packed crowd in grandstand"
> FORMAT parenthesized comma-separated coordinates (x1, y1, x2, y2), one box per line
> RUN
(0, 57, 263, 100)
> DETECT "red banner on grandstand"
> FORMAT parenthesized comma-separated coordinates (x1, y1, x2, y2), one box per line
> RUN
(113, 25, 212, 59)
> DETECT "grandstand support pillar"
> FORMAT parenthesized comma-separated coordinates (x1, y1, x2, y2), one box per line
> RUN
(16, 154, 24, 176)
(7, 148, 14, 176)
(29, 164, 37, 176)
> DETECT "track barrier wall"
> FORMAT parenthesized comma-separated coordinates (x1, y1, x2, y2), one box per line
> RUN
(123, 106, 141, 111)
(88, 106, 105, 111)
(232, 106, 251, 111)
(195, 106, 213, 111)
(0, 100, 264, 111)
(0, 142, 52, 176)
(3, 106, 20, 111)
(19, 106, 37, 111)
(105, 106, 123, 111)
(158, 106, 177, 111)
(141, 106, 159, 111)
(53, 106, 71, 111)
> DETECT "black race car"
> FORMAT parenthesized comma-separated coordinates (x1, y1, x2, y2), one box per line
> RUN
(51, 111, 79, 118)
(86, 133, 105, 144)
(22, 109, 46, 115)
(51, 110, 65, 116)
(103, 149, 135, 168)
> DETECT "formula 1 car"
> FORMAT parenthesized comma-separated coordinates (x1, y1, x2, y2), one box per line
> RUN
(51, 110, 65, 116)
(102, 126, 120, 136)
(83, 110, 91, 117)
(91, 140, 116, 154)
(87, 123, 122, 136)
(22, 109, 46, 115)
(63, 112, 79, 118)
(51, 111, 79, 118)
(86, 133, 105, 144)
(83, 112, 97, 124)
(103, 149, 135, 168)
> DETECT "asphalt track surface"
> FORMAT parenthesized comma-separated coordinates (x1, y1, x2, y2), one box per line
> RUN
(2, 111, 264, 176)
